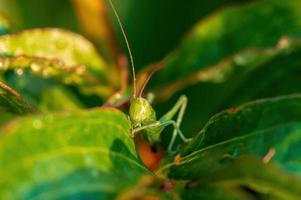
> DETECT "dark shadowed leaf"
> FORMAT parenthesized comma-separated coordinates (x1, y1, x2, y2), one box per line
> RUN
(155, 37, 301, 137)
(0, 81, 33, 114)
(179, 184, 255, 200)
(161, 95, 301, 199)
(0, 108, 150, 199)
(181, 158, 301, 200)
(0, 81, 33, 126)
(0, 0, 79, 31)
(106, 0, 249, 69)
(180, 94, 301, 160)
(149, 0, 301, 91)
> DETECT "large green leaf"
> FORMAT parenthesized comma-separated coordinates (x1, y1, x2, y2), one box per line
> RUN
(39, 86, 83, 112)
(155, 37, 301, 138)
(206, 158, 301, 200)
(161, 95, 301, 199)
(0, 28, 106, 76)
(178, 184, 254, 200)
(177, 158, 301, 200)
(0, 108, 150, 199)
(0, 29, 119, 109)
(149, 0, 301, 90)
(181, 94, 301, 159)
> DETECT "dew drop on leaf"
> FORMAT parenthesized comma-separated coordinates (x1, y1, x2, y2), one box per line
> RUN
(33, 119, 43, 129)
(15, 68, 24, 76)
(30, 63, 41, 72)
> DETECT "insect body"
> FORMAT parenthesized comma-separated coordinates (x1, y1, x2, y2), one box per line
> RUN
(109, 0, 191, 153)
(129, 96, 191, 153)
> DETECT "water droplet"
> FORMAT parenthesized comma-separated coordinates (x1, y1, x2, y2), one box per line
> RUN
(64, 76, 82, 84)
(234, 54, 247, 66)
(15, 68, 24, 76)
(31, 63, 41, 72)
(42, 67, 55, 77)
(277, 36, 290, 49)
(33, 119, 43, 129)
(0, 57, 7, 70)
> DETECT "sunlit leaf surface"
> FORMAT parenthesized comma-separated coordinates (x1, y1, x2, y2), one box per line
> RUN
(0, 108, 150, 199)
(0, 28, 118, 97)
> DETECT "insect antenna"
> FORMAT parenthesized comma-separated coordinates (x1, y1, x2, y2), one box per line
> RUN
(139, 61, 164, 97)
(108, 0, 137, 98)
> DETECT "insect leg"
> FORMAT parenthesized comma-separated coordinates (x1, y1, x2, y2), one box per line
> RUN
(132, 95, 191, 153)
(159, 120, 184, 153)
(160, 95, 191, 140)
(132, 120, 180, 153)
(131, 121, 161, 137)
(130, 95, 187, 137)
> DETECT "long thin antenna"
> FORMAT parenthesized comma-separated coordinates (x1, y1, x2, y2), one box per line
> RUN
(108, 0, 137, 98)
(139, 61, 164, 97)
(139, 71, 154, 97)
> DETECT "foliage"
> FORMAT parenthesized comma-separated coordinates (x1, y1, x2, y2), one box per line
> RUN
(0, 0, 301, 199)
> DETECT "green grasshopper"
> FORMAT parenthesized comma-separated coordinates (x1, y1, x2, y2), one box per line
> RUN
(109, 0, 191, 153)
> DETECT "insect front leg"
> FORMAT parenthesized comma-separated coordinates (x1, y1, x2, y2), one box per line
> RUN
(131, 120, 185, 154)
(159, 95, 192, 153)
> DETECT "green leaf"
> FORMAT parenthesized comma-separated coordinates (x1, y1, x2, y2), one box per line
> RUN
(0, 28, 104, 70)
(0, 28, 117, 97)
(0, 108, 150, 199)
(181, 94, 301, 160)
(179, 184, 254, 200)
(39, 86, 83, 112)
(183, 158, 301, 200)
(150, 0, 301, 91)
(4, 72, 86, 112)
(154, 37, 301, 136)
(161, 95, 301, 199)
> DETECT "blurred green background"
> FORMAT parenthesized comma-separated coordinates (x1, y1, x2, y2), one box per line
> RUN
(0, 0, 251, 68)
